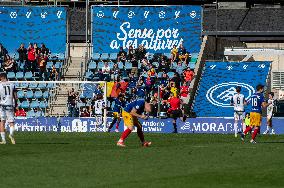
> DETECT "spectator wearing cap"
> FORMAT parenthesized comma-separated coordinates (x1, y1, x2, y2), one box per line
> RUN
(17, 43, 27, 64)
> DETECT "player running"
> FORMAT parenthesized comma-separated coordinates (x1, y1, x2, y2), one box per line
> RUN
(230, 86, 246, 137)
(241, 84, 269, 143)
(92, 94, 105, 126)
(108, 94, 125, 132)
(0, 73, 17, 144)
(117, 98, 152, 147)
(263, 92, 276, 135)
(167, 93, 186, 133)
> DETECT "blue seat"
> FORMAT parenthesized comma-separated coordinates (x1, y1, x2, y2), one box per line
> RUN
(26, 91, 34, 99)
(29, 83, 38, 89)
(189, 62, 196, 69)
(46, 83, 55, 89)
(171, 62, 177, 69)
(92, 53, 100, 61)
(100, 53, 109, 61)
(15, 82, 21, 88)
(43, 91, 49, 99)
(26, 110, 35, 118)
(20, 101, 30, 109)
(157, 72, 163, 78)
(108, 62, 114, 69)
(21, 82, 29, 88)
(152, 62, 159, 68)
(109, 53, 117, 61)
(88, 62, 97, 70)
(15, 72, 24, 80)
(167, 72, 175, 78)
(55, 62, 62, 69)
(97, 61, 104, 69)
(17, 90, 25, 99)
(24, 72, 33, 80)
(30, 101, 40, 108)
(57, 53, 65, 60)
(85, 72, 94, 80)
(46, 62, 53, 69)
(37, 83, 47, 89)
(39, 101, 48, 108)
(164, 53, 171, 59)
(7, 72, 15, 80)
(34, 91, 43, 99)
(125, 62, 132, 70)
(118, 62, 124, 69)
(147, 53, 154, 60)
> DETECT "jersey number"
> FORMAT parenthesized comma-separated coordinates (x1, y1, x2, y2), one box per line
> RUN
(237, 97, 240, 104)
(4, 86, 11, 96)
(252, 98, 258, 107)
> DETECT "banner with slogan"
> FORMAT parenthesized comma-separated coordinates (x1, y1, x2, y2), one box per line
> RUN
(0, 6, 67, 54)
(10, 117, 284, 134)
(92, 5, 202, 54)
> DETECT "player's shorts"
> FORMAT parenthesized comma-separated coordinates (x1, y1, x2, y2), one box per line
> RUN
(169, 109, 183, 120)
(0, 105, 15, 123)
(234, 111, 245, 121)
(121, 110, 142, 128)
(250, 112, 262, 127)
(113, 112, 120, 119)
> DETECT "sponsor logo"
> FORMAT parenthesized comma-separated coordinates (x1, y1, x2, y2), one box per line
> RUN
(9, 12, 17, 18)
(97, 11, 104, 18)
(206, 82, 255, 107)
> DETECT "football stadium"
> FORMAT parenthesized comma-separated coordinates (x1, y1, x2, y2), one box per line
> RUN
(0, 0, 284, 187)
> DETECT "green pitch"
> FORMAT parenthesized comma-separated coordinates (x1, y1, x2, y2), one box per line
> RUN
(1, 133, 284, 188)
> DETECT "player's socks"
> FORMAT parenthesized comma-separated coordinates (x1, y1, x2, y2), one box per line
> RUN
(234, 123, 238, 137)
(271, 128, 275, 134)
(252, 129, 258, 140)
(173, 123, 177, 133)
(242, 123, 246, 133)
(119, 128, 132, 142)
(137, 128, 145, 143)
(9, 126, 15, 137)
(0, 132, 6, 143)
(243, 126, 252, 135)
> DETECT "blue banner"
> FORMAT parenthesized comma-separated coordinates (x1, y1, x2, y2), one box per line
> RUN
(0, 6, 67, 54)
(11, 117, 284, 134)
(92, 5, 202, 54)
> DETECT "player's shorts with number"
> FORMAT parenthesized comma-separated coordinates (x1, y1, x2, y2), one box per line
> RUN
(122, 110, 141, 128)
(234, 111, 245, 121)
(250, 112, 262, 127)
(0, 105, 14, 123)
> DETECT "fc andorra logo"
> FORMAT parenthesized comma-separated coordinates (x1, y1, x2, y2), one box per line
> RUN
(206, 82, 255, 107)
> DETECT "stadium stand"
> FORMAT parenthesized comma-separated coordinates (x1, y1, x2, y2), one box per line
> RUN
(193, 61, 271, 117)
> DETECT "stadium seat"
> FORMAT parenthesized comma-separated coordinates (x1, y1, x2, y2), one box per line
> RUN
(147, 53, 154, 60)
(39, 101, 48, 108)
(46, 83, 55, 89)
(15, 82, 21, 88)
(167, 72, 175, 78)
(171, 62, 177, 69)
(42, 91, 49, 99)
(125, 62, 132, 70)
(88, 62, 97, 70)
(92, 53, 100, 61)
(15, 72, 24, 80)
(21, 82, 29, 88)
(20, 101, 30, 109)
(26, 90, 34, 99)
(85, 72, 94, 80)
(55, 62, 63, 69)
(118, 62, 124, 69)
(164, 53, 171, 59)
(29, 83, 38, 89)
(100, 53, 109, 61)
(109, 53, 117, 61)
(34, 91, 43, 99)
(189, 62, 196, 69)
(7, 72, 15, 80)
(46, 62, 53, 69)
(157, 72, 163, 78)
(37, 83, 47, 90)
(152, 62, 159, 68)
(97, 61, 104, 69)
(30, 101, 40, 108)
(17, 90, 25, 99)
(24, 72, 33, 80)
(26, 110, 35, 118)
(108, 61, 114, 69)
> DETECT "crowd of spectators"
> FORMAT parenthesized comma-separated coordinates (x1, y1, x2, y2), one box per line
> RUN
(84, 43, 196, 118)
(0, 43, 59, 81)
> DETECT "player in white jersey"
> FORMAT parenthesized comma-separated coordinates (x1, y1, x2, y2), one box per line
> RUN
(92, 94, 105, 126)
(0, 73, 16, 144)
(230, 86, 246, 137)
(263, 92, 276, 135)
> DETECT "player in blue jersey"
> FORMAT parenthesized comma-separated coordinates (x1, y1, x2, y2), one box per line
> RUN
(107, 94, 125, 132)
(241, 84, 269, 143)
(117, 98, 152, 147)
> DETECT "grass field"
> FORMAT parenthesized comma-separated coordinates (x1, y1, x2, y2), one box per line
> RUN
(1, 132, 284, 188)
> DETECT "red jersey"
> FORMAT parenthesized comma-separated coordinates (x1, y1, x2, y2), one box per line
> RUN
(28, 47, 36, 61)
(168, 97, 181, 110)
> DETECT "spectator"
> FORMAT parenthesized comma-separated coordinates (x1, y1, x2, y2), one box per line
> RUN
(171, 72, 181, 90)
(160, 72, 169, 87)
(38, 53, 48, 80)
(149, 99, 158, 117)
(17, 43, 27, 64)
(158, 58, 170, 72)
(178, 44, 189, 63)
(144, 72, 154, 97)
(3, 54, 16, 72)
(80, 108, 90, 117)
(176, 61, 185, 75)
(111, 63, 120, 80)
(0, 43, 8, 58)
(99, 62, 111, 81)
(15, 107, 26, 117)
(128, 73, 137, 88)
(68, 88, 77, 117)
(160, 101, 169, 118)
(180, 81, 190, 104)
(183, 68, 194, 86)
(49, 64, 59, 81)
(170, 82, 178, 97)
(135, 44, 147, 60)
(27, 43, 36, 72)
(171, 45, 178, 62)
(117, 47, 127, 63)
(40, 43, 49, 56)
(127, 45, 135, 60)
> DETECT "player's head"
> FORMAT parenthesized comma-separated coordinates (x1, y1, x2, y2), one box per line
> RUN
(256, 84, 264, 93)
(0, 72, 7, 81)
(235, 86, 241, 93)
(269, 92, 274, 99)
